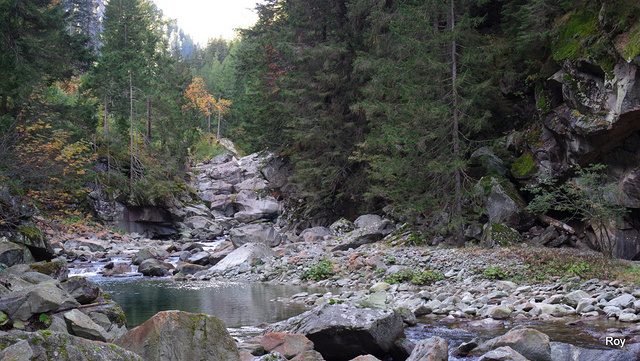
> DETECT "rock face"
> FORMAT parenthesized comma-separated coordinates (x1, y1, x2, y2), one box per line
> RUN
(0, 330, 143, 361)
(265, 303, 404, 361)
(115, 310, 240, 361)
(230, 224, 284, 248)
(194, 152, 280, 223)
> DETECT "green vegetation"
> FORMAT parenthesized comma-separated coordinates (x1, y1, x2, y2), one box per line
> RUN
(525, 164, 627, 257)
(301, 259, 334, 281)
(482, 266, 511, 280)
(384, 268, 443, 285)
(511, 153, 537, 179)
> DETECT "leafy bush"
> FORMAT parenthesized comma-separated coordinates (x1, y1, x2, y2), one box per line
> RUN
(384, 269, 414, 284)
(482, 266, 510, 280)
(301, 258, 334, 281)
(411, 270, 443, 285)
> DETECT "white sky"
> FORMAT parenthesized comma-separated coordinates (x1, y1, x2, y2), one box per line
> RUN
(153, 0, 265, 44)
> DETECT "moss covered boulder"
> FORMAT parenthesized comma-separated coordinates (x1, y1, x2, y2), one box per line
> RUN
(115, 310, 240, 361)
(0, 330, 143, 361)
(481, 223, 522, 248)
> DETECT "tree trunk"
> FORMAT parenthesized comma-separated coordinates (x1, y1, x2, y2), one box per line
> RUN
(146, 95, 151, 141)
(129, 71, 134, 192)
(104, 92, 110, 184)
(217, 106, 221, 140)
(450, 0, 464, 247)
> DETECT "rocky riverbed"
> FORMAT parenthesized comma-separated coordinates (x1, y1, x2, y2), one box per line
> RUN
(2, 150, 640, 360)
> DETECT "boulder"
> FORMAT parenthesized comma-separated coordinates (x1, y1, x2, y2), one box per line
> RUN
(265, 303, 404, 361)
(488, 305, 512, 320)
(479, 346, 528, 361)
(0, 283, 79, 321)
(330, 218, 395, 251)
(471, 147, 507, 175)
(257, 332, 314, 359)
(0, 330, 143, 361)
(175, 263, 209, 275)
(476, 177, 528, 229)
(60, 276, 100, 304)
(562, 290, 590, 308)
(480, 223, 522, 248)
(64, 309, 109, 342)
(233, 190, 279, 223)
(13, 224, 54, 261)
(550, 342, 638, 361)
(470, 328, 552, 361)
(0, 239, 24, 267)
(301, 227, 332, 243)
(131, 248, 157, 265)
(138, 258, 173, 277)
(329, 218, 356, 235)
(115, 310, 240, 361)
(290, 350, 326, 361)
(350, 356, 382, 361)
(608, 294, 636, 309)
(230, 224, 284, 248)
(235, 178, 268, 191)
(406, 337, 448, 361)
(208, 243, 276, 273)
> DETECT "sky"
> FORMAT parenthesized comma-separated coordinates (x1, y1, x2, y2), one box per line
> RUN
(152, 0, 265, 45)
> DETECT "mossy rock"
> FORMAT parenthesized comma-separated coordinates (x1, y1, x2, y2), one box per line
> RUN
(481, 223, 522, 248)
(511, 152, 537, 179)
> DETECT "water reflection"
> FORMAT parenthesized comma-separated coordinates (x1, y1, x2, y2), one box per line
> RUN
(94, 278, 333, 328)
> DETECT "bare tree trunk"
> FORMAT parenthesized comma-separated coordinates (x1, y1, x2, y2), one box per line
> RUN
(104, 92, 110, 185)
(217, 106, 221, 140)
(450, 0, 464, 247)
(146, 95, 151, 141)
(129, 72, 134, 193)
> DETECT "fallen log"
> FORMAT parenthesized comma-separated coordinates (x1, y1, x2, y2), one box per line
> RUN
(538, 215, 575, 235)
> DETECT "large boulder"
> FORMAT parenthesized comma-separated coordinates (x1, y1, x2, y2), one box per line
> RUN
(0, 282, 79, 321)
(230, 224, 284, 248)
(0, 239, 24, 267)
(233, 190, 279, 223)
(138, 258, 173, 277)
(254, 332, 315, 359)
(331, 216, 395, 251)
(208, 243, 276, 273)
(115, 310, 240, 361)
(480, 223, 522, 248)
(0, 330, 143, 361)
(300, 227, 332, 243)
(470, 328, 552, 361)
(406, 337, 448, 361)
(64, 308, 109, 342)
(550, 342, 638, 361)
(476, 177, 528, 229)
(60, 276, 101, 304)
(265, 303, 404, 361)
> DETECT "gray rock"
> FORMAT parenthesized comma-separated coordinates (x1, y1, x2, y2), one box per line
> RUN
(0, 239, 24, 267)
(132, 248, 157, 265)
(550, 341, 638, 361)
(576, 298, 598, 314)
(138, 258, 173, 277)
(0, 330, 143, 361)
(479, 176, 527, 228)
(230, 224, 283, 248)
(330, 218, 395, 251)
(209, 243, 276, 272)
(563, 290, 590, 308)
(609, 294, 636, 309)
(488, 306, 512, 320)
(471, 147, 507, 175)
(265, 303, 404, 361)
(116, 310, 240, 361)
(0, 283, 79, 321)
(471, 328, 552, 361)
(481, 223, 522, 248)
(479, 346, 529, 361)
(61, 276, 100, 304)
(64, 309, 109, 342)
(406, 337, 448, 361)
(354, 214, 383, 228)
(300, 227, 332, 243)
(233, 190, 279, 223)
(329, 218, 356, 235)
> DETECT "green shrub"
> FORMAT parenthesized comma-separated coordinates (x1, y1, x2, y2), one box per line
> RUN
(301, 258, 334, 281)
(482, 266, 510, 280)
(411, 270, 443, 285)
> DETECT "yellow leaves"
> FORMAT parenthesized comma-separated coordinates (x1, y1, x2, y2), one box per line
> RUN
(183, 77, 232, 118)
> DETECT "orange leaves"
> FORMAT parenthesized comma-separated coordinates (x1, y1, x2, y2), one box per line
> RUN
(183, 77, 216, 116)
(183, 77, 232, 119)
